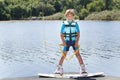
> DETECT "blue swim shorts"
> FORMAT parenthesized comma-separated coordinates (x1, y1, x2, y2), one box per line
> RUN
(63, 41, 79, 52)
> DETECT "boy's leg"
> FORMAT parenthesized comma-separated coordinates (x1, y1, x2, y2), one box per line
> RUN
(75, 50, 87, 74)
(75, 50, 84, 65)
(59, 45, 69, 66)
(59, 52, 67, 66)
(55, 46, 68, 74)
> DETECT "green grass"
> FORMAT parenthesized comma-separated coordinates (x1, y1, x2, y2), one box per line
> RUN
(85, 10, 120, 20)
(42, 12, 64, 20)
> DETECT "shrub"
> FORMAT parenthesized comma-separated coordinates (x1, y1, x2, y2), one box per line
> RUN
(79, 8, 89, 20)
(85, 10, 120, 20)
(0, 0, 10, 20)
(43, 12, 63, 20)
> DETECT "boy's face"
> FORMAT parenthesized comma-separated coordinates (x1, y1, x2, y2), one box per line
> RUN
(66, 13, 74, 21)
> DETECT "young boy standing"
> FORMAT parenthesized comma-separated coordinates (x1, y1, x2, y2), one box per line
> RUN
(55, 9, 87, 75)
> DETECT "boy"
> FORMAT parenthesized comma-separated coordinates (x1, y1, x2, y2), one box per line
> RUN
(55, 9, 87, 75)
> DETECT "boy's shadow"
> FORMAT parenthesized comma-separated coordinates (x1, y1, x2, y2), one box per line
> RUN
(74, 77, 96, 80)
(74, 76, 104, 80)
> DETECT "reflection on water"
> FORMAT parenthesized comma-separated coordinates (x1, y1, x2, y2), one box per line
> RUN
(0, 21, 120, 78)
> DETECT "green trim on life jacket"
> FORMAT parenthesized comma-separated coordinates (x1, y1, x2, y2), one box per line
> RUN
(63, 21, 77, 41)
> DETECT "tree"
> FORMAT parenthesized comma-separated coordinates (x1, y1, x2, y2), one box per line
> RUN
(54, 1, 62, 12)
(104, 0, 113, 10)
(87, 0, 105, 12)
(0, 0, 120, 20)
(79, 8, 89, 19)
(112, 0, 120, 10)
(79, 0, 93, 8)
(0, 0, 10, 20)
(43, 3, 55, 16)
(10, 5, 28, 19)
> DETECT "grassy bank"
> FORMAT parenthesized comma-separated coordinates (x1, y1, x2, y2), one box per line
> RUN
(25, 12, 64, 20)
(26, 10, 120, 21)
(42, 12, 64, 20)
(85, 10, 120, 20)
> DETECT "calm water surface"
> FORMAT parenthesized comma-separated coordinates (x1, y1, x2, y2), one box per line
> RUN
(0, 20, 120, 78)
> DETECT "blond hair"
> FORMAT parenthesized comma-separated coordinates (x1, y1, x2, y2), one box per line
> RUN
(65, 9, 75, 17)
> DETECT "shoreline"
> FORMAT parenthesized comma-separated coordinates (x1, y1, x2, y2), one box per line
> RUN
(0, 19, 120, 22)
(0, 76, 120, 80)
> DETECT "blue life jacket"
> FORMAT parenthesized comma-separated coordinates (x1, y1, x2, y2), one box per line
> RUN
(63, 21, 78, 41)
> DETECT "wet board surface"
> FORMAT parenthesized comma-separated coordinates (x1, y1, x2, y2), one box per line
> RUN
(38, 72, 104, 78)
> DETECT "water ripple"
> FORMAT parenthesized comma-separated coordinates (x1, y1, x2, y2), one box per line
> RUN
(0, 21, 120, 77)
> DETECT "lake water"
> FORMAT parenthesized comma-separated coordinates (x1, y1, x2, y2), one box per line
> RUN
(0, 20, 120, 79)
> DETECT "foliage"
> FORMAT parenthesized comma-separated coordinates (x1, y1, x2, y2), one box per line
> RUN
(0, 0, 10, 20)
(85, 10, 120, 20)
(87, 0, 105, 12)
(0, 0, 120, 20)
(104, 0, 113, 10)
(42, 12, 63, 20)
(10, 5, 31, 19)
(112, 0, 120, 10)
(79, 8, 89, 20)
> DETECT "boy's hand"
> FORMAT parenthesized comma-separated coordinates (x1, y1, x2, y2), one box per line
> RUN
(75, 42, 79, 47)
(62, 42, 67, 46)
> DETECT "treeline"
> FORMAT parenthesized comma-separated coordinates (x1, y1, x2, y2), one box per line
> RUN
(0, 0, 120, 20)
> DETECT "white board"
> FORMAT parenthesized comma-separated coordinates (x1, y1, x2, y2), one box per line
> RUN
(38, 72, 104, 78)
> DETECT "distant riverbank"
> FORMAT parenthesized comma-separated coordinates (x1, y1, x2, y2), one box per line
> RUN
(24, 10, 120, 21)
(1, 0, 120, 21)
(85, 10, 120, 20)
(0, 11, 120, 21)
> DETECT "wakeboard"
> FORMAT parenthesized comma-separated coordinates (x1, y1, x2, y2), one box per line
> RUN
(38, 72, 104, 78)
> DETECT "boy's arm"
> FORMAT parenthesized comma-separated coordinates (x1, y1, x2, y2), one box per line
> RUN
(60, 33, 66, 46)
(60, 24, 66, 46)
(75, 22, 80, 47)
(75, 33, 80, 47)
